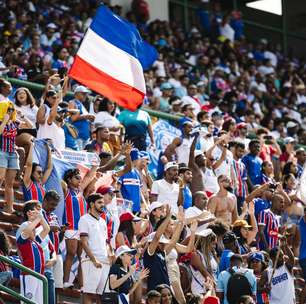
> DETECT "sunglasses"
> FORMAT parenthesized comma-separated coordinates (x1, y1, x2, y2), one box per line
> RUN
(36, 170, 43, 175)
(73, 175, 81, 180)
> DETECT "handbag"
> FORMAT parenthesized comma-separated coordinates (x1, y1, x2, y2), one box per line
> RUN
(100, 272, 119, 304)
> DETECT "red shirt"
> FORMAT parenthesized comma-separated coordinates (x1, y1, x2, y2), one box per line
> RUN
(259, 144, 277, 162)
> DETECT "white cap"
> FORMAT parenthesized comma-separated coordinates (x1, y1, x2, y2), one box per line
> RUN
(195, 227, 213, 237)
(194, 150, 204, 158)
(74, 85, 91, 94)
(115, 245, 137, 258)
(286, 121, 298, 129)
(164, 161, 178, 171)
(146, 232, 170, 244)
(47, 23, 57, 29)
(172, 99, 182, 106)
(149, 201, 164, 213)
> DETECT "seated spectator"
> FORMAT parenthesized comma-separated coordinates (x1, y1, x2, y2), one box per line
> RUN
(0, 230, 13, 286)
(155, 284, 174, 304)
(146, 290, 161, 304)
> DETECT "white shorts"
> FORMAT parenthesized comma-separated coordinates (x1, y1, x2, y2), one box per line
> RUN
(81, 259, 110, 295)
(20, 275, 43, 304)
(64, 229, 80, 240)
(53, 255, 64, 289)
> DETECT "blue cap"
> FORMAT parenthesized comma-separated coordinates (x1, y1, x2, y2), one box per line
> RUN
(139, 151, 149, 159)
(160, 82, 173, 91)
(130, 149, 141, 161)
(248, 252, 264, 262)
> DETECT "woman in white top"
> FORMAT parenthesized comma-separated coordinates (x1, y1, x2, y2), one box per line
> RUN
(36, 90, 65, 150)
(163, 207, 197, 304)
(94, 97, 121, 154)
(14, 87, 38, 128)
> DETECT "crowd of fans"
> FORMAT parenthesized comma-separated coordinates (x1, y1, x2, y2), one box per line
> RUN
(0, 0, 306, 304)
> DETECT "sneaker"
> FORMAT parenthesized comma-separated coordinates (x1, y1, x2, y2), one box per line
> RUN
(63, 282, 74, 289)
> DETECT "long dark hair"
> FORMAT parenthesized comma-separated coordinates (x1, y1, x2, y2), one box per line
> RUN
(118, 220, 134, 245)
(0, 229, 10, 255)
(14, 87, 36, 108)
(98, 97, 116, 115)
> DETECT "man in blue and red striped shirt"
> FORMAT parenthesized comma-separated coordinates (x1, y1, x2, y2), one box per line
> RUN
(16, 201, 50, 303)
(232, 142, 248, 214)
(257, 193, 285, 250)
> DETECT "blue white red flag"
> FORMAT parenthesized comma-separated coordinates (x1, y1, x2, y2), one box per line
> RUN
(69, 5, 157, 111)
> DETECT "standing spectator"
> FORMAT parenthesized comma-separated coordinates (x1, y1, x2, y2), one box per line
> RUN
(242, 140, 263, 188)
(110, 245, 150, 303)
(257, 194, 285, 250)
(41, 190, 63, 294)
(152, 82, 173, 112)
(143, 205, 171, 291)
(151, 161, 183, 215)
(146, 290, 161, 304)
(79, 193, 111, 304)
(0, 103, 20, 213)
(85, 124, 113, 154)
(260, 161, 275, 184)
(118, 106, 155, 151)
(22, 142, 52, 202)
(68, 85, 95, 150)
(14, 87, 38, 128)
(118, 149, 145, 214)
(208, 175, 238, 225)
(216, 254, 256, 304)
(219, 232, 240, 272)
(299, 207, 306, 304)
(279, 137, 296, 170)
(235, 123, 250, 148)
(62, 166, 96, 288)
(259, 242, 295, 304)
(232, 142, 248, 213)
(296, 147, 306, 178)
(16, 201, 50, 303)
(178, 165, 193, 209)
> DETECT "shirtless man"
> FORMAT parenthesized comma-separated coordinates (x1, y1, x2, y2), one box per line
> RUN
(207, 175, 238, 225)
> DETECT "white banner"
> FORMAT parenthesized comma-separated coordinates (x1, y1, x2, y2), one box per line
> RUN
(53, 149, 100, 166)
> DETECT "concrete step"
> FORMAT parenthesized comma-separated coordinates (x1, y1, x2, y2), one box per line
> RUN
(0, 200, 24, 212)
(0, 189, 24, 201)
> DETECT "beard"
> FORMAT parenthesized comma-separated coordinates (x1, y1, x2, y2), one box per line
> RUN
(225, 186, 233, 192)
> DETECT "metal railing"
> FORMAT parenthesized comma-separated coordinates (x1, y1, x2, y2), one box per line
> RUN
(0, 255, 48, 304)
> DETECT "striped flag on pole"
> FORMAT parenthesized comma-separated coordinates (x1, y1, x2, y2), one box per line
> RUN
(69, 5, 157, 111)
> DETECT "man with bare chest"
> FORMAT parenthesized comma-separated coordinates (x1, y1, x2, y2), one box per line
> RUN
(207, 175, 238, 225)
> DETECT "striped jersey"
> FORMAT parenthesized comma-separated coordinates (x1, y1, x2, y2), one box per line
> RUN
(258, 209, 280, 250)
(23, 181, 45, 203)
(16, 222, 45, 275)
(42, 209, 60, 254)
(118, 169, 142, 213)
(232, 159, 248, 199)
(63, 188, 87, 230)
(0, 121, 18, 153)
(101, 207, 113, 243)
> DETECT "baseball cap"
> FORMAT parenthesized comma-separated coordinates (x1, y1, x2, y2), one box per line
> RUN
(148, 201, 164, 213)
(119, 212, 142, 223)
(286, 121, 298, 129)
(74, 85, 91, 94)
(233, 219, 252, 229)
(197, 81, 206, 87)
(130, 149, 141, 161)
(223, 232, 237, 244)
(93, 123, 106, 132)
(180, 118, 194, 126)
(160, 82, 173, 91)
(236, 122, 247, 129)
(194, 150, 204, 158)
(284, 137, 296, 145)
(147, 232, 170, 244)
(172, 98, 182, 106)
(211, 110, 223, 117)
(115, 245, 137, 258)
(195, 227, 213, 238)
(139, 151, 150, 159)
(164, 161, 178, 171)
(248, 252, 264, 262)
(47, 23, 57, 29)
(96, 186, 119, 195)
(203, 296, 220, 304)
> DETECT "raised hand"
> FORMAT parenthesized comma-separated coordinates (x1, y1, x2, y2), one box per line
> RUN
(190, 220, 198, 233)
(177, 206, 185, 223)
(122, 140, 134, 155)
(139, 268, 150, 280)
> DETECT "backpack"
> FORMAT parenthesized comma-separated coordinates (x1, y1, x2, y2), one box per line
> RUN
(226, 268, 252, 304)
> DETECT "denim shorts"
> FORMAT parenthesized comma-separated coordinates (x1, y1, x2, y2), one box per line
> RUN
(0, 151, 20, 170)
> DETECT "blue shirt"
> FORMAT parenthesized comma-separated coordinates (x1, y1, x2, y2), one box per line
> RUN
(253, 198, 271, 218)
(299, 217, 306, 260)
(216, 267, 257, 304)
(118, 169, 142, 212)
(70, 99, 91, 140)
(183, 185, 192, 209)
(242, 153, 263, 185)
(219, 249, 234, 272)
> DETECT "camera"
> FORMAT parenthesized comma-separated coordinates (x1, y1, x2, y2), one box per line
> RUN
(269, 182, 277, 190)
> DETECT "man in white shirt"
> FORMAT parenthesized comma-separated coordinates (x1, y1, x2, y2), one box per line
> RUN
(79, 193, 111, 304)
(150, 162, 183, 215)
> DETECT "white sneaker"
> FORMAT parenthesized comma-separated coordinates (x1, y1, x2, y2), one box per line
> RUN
(63, 282, 74, 289)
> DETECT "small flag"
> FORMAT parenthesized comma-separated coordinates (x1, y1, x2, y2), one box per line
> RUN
(69, 5, 158, 111)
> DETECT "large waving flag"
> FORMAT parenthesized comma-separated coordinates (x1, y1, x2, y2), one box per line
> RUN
(69, 5, 157, 111)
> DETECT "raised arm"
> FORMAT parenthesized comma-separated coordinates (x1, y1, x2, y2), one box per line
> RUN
(80, 165, 98, 192)
(41, 143, 53, 185)
(23, 142, 34, 188)
(188, 133, 199, 169)
(147, 205, 171, 256)
(246, 200, 258, 245)
(164, 137, 181, 161)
